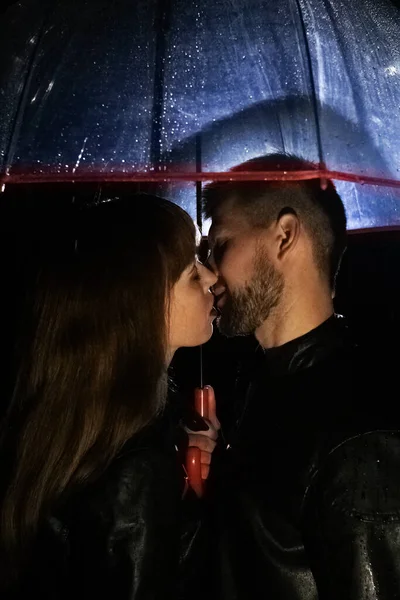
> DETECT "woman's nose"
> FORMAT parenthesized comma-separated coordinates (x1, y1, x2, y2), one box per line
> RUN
(205, 267, 218, 288)
(199, 263, 218, 289)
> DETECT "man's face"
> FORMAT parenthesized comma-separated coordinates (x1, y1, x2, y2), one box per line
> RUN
(207, 206, 284, 337)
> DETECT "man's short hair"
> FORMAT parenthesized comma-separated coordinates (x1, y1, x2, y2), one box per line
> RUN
(202, 154, 347, 289)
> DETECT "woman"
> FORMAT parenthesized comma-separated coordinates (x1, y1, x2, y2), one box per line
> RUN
(0, 194, 218, 599)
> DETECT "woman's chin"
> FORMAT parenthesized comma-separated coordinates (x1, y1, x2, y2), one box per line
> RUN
(193, 324, 215, 347)
(176, 321, 216, 350)
(202, 322, 215, 343)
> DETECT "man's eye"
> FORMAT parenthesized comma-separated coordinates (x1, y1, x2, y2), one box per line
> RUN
(213, 241, 228, 264)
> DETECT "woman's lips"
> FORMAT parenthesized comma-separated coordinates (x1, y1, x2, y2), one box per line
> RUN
(208, 297, 217, 316)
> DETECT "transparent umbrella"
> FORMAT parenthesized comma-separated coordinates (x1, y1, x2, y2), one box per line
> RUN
(0, 0, 399, 229)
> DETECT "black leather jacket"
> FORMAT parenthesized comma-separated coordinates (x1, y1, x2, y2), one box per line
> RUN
(3, 408, 191, 600)
(196, 315, 400, 600)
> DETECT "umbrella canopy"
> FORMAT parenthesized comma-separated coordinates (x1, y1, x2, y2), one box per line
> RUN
(0, 0, 399, 229)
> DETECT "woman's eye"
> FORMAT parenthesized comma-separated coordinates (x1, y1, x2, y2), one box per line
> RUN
(192, 266, 201, 281)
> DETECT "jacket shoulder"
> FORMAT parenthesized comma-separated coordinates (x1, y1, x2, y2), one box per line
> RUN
(59, 414, 185, 531)
(306, 430, 400, 522)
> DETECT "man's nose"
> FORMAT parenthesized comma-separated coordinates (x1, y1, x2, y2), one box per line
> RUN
(210, 271, 226, 297)
(204, 253, 226, 295)
(204, 253, 218, 276)
(212, 281, 226, 298)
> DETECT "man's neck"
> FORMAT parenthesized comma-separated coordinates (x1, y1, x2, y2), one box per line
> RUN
(255, 290, 334, 349)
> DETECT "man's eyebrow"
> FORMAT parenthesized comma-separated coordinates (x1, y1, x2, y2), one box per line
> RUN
(208, 228, 224, 246)
(212, 234, 229, 248)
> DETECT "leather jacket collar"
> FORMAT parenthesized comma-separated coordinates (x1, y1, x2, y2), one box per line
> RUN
(258, 313, 353, 377)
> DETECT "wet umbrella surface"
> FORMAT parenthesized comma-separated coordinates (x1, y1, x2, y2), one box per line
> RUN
(0, 0, 399, 229)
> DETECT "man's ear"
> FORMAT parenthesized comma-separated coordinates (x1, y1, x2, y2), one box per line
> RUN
(275, 208, 300, 259)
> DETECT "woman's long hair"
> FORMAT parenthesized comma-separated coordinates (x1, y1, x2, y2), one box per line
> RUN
(0, 193, 197, 579)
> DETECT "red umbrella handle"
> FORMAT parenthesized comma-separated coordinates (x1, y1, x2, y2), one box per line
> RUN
(186, 387, 209, 498)
(194, 386, 209, 420)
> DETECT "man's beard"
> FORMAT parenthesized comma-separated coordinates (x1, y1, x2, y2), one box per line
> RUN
(217, 255, 284, 337)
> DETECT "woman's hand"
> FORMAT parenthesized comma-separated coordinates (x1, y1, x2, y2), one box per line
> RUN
(184, 385, 220, 480)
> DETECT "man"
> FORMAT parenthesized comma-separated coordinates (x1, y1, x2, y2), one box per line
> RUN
(195, 154, 400, 599)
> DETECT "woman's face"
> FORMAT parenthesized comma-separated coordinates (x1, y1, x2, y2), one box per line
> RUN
(168, 259, 218, 357)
